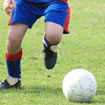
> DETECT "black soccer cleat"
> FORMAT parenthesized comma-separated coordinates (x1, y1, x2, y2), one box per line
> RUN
(0, 78, 21, 89)
(43, 44, 57, 69)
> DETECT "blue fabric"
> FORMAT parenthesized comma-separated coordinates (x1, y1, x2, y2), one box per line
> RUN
(10, 0, 68, 28)
(6, 59, 21, 79)
(24, 0, 55, 3)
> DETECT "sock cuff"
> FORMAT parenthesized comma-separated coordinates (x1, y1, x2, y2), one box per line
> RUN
(5, 49, 22, 61)
(43, 34, 58, 46)
(43, 34, 51, 46)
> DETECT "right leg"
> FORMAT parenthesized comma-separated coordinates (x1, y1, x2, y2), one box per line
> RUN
(0, 23, 28, 89)
(7, 23, 28, 54)
(1, 0, 46, 89)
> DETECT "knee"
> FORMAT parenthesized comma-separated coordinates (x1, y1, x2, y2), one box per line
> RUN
(7, 35, 21, 49)
(46, 32, 62, 45)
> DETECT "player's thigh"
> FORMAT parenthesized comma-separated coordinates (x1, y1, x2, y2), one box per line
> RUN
(8, 22, 28, 44)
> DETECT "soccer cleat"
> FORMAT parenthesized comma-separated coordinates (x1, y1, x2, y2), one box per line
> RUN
(0, 76, 21, 89)
(43, 44, 57, 69)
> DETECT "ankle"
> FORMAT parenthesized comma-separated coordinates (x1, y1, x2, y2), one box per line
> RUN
(6, 76, 19, 86)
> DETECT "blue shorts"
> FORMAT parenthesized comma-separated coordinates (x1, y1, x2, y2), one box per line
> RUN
(9, 0, 70, 33)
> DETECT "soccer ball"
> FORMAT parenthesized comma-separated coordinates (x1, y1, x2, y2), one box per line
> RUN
(62, 68, 97, 102)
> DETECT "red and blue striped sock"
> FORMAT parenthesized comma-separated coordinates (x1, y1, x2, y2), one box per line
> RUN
(5, 49, 22, 79)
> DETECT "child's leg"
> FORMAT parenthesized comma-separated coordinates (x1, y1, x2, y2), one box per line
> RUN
(43, 4, 69, 69)
(43, 22, 63, 69)
(0, 23, 28, 89)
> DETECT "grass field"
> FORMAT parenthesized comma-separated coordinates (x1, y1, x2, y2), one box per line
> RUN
(0, 0, 105, 105)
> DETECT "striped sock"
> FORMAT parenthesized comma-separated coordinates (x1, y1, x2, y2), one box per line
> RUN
(5, 49, 22, 79)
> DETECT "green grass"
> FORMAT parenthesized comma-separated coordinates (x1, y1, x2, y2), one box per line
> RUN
(0, 0, 105, 105)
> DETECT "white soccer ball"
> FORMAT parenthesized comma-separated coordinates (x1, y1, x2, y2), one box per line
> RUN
(62, 68, 97, 102)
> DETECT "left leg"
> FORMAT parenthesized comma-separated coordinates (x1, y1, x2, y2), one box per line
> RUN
(43, 3, 70, 69)
(43, 22, 63, 69)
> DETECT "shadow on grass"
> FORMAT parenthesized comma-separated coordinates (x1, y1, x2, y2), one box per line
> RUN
(22, 85, 62, 95)
(0, 85, 105, 104)
(0, 85, 62, 95)
(96, 88, 105, 95)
